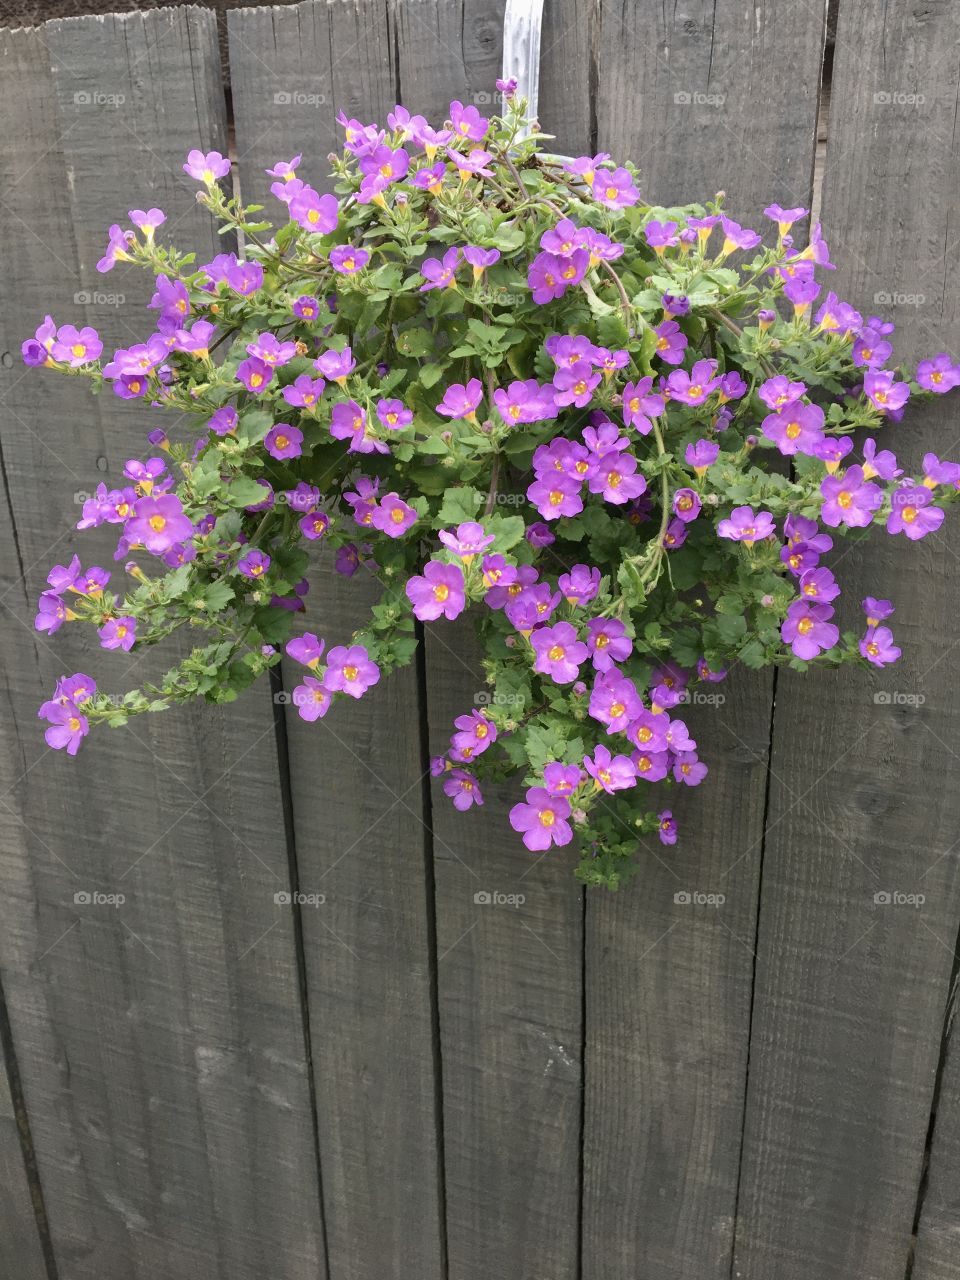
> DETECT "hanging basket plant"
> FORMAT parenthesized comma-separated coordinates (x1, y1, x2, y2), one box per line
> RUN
(27, 86, 960, 886)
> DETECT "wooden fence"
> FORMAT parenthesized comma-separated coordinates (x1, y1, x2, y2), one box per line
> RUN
(0, 2, 959, 1277)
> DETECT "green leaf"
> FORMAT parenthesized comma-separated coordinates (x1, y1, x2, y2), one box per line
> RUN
(437, 486, 483, 524)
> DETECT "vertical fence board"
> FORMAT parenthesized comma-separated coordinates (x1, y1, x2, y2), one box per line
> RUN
(390, 4, 592, 1276)
(228, 5, 445, 1278)
(581, 6, 827, 1277)
(0, 12, 324, 1279)
(734, 3, 960, 1277)
(0, 1003, 46, 1278)
(914, 1002, 960, 1279)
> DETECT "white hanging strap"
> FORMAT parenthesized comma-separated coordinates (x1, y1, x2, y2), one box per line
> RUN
(502, 0, 545, 136)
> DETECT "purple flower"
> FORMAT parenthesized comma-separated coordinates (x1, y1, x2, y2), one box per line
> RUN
(717, 506, 776, 545)
(208, 406, 238, 436)
(764, 204, 808, 235)
(289, 185, 339, 233)
(759, 375, 806, 411)
(286, 632, 325, 669)
(922, 452, 960, 488)
(324, 644, 380, 698)
(632, 749, 669, 782)
(438, 522, 495, 560)
(300, 511, 330, 541)
(505, 582, 561, 632)
(406, 561, 466, 621)
(853, 324, 892, 370)
(543, 762, 582, 797)
(719, 216, 761, 255)
(183, 149, 230, 183)
(672, 488, 701, 522)
(644, 219, 679, 251)
(657, 810, 678, 845)
(335, 544, 361, 576)
(509, 787, 573, 852)
(443, 769, 483, 810)
(129, 207, 166, 236)
(588, 453, 647, 505)
(98, 616, 136, 651)
(292, 676, 332, 722)
(782, 600, 839, 659)
(330, 244, 370, 274)
(225, 259, 264, 296)
(451, 709, 497, 758)
(35, 591, 67, 634)
(531, 622, 589, 684)
(46, 555, 80, 593)
(622, 377, 665, 433)
(236, 356, 273, 394)
(887, 485, 944, 540)
(371, 492, 417, 538)
(815, 291, 862, 336)
(265, 423, 303, 460)
(664, 359, 719, 405)
(626, 710, 668, 754)
(316, 346, 356, 383)
(862, 438, 902, 482)
(917, 352, 960, 393)
(673, 752, 709, 786)
(96, 224, 134, 273)
(558, 565, 601, 606)
(554, 366, 601, 408)
(238, 549, 271, 579)
(527, 251, 578, 305)
(762, 401, 825, 456)
(860, 626, 901, 667)
(437, 378, 483, 420)
(798, 566, 840, 604)
(293, 295, 320, 320)
(541, 221, 586, 258)
(43, 703, 89, 755)
(420, 246, 462, 291)
(864, 597, 894, 626)
(50, 324, 103, 367)
(820, 466, 883, 528)
(448, 147, 495, 180)
(589, 670, 642, 733)
(586, 617, 631, 671)
(463, 245, 500, 276)
(283, 375, 325, 409)
(376, 398, 413, 430)
(585, 744, 637, 794)
(247, 332, 298, 367)
(653, 319, 688, 366)
(128, 494, 193, 553)
(591, 167, 640, 210)
(527, 472, 583, 521)
(449, 100, 489, 142)
(685, 439, 720, 475)
(864, 369, 910, 416)
(148, 274, 190, 326)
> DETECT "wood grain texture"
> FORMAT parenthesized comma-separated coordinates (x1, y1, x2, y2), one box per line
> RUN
(913, 990, 960, 1279)
(581, 9, 827, 1277)
(0, 12, 324, 1279)
(228, 6, 445, 1278)
(733, 3, 960, 1278)
(595, 0, 828, 221)
(0, 1053, 46, 1280)
(392, 4, 589, 1275)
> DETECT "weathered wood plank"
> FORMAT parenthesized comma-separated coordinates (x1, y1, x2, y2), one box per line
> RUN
(228, 6, 445, 1278)
(913, 987, 960, 1279)
(392, 5, 591, 1276)
(733, 3, 960, 1277)
(582, 6, 827, 1277)
(596, 0, 827, 216)
(0, 12, 324, 1278)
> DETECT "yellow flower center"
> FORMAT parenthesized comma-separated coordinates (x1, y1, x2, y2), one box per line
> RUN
(539, 809, 556, 827)
(343, 665, 359, 681)
(837, 491, 852, 509)
(548, 645, 565, 661)
(148, 515, 166, 532)
(902, 506, 917, 523)
(434, 584, 450, 602)
(797, 617, 814, 635)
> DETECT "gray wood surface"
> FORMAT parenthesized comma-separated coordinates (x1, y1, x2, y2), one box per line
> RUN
(733, 3, 960, 1277)
(914, 986, 960, 1279)
(581, 7, 827, 1277)
(228, 5, 445, 1278)
(0, 12, 324, 1279)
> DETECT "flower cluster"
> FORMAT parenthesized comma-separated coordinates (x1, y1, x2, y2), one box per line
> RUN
(27, 91, 960, 887)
